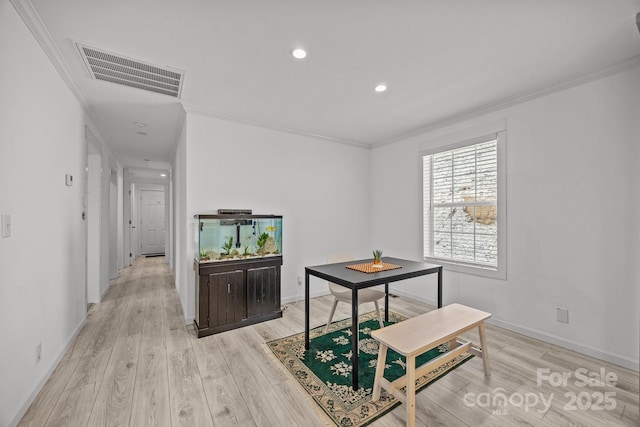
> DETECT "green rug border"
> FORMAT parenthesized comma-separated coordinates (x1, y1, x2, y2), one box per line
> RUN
(267, 311, 474, 427)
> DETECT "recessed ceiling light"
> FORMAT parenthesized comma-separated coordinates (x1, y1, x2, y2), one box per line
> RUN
(292, 48, 307, 59)
(134, 122, 146, 127)
(160, 173, 166, 177)
(374, 84, 387, 93)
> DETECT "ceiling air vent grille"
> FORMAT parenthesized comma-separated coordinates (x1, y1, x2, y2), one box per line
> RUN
(76, 43, 184, 98)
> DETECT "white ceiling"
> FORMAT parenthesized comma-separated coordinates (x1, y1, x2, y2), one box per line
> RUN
(20, 0, 640, 170)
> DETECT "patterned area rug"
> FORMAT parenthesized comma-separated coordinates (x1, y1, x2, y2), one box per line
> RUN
(267, 311, 473, 426)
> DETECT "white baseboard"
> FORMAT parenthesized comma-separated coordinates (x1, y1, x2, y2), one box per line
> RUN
(489, 317, 639, 371)
(282, 288, 329, 305)
(388, 287, 639, 371)
(100, 282, 110, 300)
(386, 287, 437, 308)
(9, 316, 87, 427)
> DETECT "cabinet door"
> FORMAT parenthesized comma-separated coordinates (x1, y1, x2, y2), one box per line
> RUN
(247, 266, 280, 318)
(209, 270, 245, 327)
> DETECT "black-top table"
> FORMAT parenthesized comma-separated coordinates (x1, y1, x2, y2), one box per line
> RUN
(304, 256, 443, 390)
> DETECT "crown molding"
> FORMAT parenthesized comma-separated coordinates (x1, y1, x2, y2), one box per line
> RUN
(168, 107, 187, 165)
(182, 103, 372, 149)
(10, 0, 120, 161)
(10, 0, 87, 106)
(376, 55, 640, 148)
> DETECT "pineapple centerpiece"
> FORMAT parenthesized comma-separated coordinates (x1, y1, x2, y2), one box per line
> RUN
(372, 249, 383, 268)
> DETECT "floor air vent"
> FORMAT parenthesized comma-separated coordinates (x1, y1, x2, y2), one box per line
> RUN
(76, 43, 184, 98)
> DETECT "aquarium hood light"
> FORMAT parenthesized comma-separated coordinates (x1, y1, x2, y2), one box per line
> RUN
(218, 209, 252, 215)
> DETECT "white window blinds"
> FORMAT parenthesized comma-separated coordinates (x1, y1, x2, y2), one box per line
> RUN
(423, 137, 498, 267)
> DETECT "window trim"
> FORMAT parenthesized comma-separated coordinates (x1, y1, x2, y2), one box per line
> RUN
(421, 130, 507, 280)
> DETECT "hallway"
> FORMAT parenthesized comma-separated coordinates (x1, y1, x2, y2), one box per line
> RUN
(18, 258, 181, 425)
(17, 257, 328, 426)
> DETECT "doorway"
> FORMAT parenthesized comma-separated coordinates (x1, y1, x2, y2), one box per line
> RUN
(139, 190, 165, 256)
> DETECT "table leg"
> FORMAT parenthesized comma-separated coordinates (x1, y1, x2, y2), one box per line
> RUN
(437, 267, 443, 308)
(305, 271, 310, 350)
(352, 286, 359, 390)
(384, 282, 389, 323)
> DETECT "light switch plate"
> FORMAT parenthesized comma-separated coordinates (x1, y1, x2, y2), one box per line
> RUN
(1, 214, 11, 238)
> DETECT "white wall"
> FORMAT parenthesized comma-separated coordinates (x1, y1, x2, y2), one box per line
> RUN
(173, 116, 189, 317)
(176, 113, 372, 322)
(109, 170, 118, 278)
(116, 171, 124, 272)
(168, 168, 175, 269)
(371, 65, 640, 370)
(86, 153, 102, 302)
(0, 2, 88, 425)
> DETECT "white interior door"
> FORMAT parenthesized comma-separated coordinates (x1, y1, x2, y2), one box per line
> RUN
(140, 190, 165, 255)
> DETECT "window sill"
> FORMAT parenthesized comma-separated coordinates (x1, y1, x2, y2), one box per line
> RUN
(424, 257, 506, 280)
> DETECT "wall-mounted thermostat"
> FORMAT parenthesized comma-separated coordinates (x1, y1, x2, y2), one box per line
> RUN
(65, 174, 73, 186)
(1, 214, 11, 238)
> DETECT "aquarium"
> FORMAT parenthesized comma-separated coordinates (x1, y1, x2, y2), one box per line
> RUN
(194, 212, 282, 263)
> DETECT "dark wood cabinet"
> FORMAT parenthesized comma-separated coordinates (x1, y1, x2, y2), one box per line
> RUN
(194, 256, 282, 337)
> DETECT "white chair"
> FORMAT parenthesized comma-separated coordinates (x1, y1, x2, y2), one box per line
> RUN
(325, 254, 385, 333)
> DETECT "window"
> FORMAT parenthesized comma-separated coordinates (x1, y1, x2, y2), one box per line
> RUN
(422, 131, 506, 279)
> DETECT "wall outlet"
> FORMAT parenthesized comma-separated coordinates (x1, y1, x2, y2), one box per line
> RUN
(297, 276, 303, 286)
(556, 307, 569, 324)
(36, 343, 42, 362)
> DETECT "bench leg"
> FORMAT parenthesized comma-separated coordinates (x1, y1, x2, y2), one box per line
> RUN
(406, 355, 416, 427)
(449, 337, 458, 350)
(478, 321, 490, 377)
(371, 343, 388, 401)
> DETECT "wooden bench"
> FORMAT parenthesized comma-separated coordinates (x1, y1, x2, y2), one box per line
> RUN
(371, 303, 491, 427)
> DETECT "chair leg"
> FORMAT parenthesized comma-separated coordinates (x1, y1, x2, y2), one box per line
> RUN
(325, 298, 339, 333)
(374, 300, 384, 329)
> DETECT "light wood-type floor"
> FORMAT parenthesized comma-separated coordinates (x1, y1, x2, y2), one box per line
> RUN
(18, 257, 639, 426)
